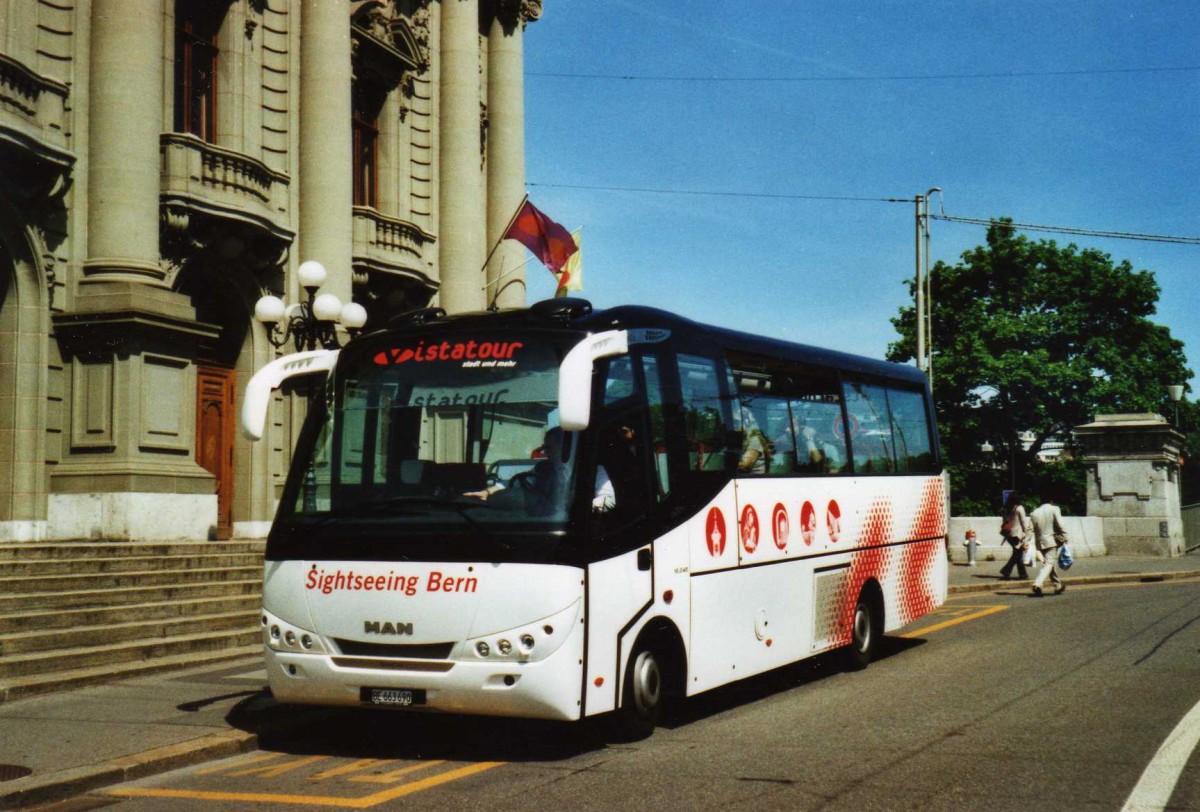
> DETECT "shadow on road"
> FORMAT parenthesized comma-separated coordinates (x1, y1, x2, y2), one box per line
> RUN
(224, 636, 924, 762)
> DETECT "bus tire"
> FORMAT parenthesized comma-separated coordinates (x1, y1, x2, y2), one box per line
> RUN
(845, 588, 882, 671)
(615, 643, 663, 741)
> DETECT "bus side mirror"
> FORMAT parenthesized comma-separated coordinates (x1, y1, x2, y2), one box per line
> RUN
(558, 330, 629, 432)
(241, 349, 339, 441)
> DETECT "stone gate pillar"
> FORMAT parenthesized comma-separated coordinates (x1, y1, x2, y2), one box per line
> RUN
(1076, 413, 1186, 557)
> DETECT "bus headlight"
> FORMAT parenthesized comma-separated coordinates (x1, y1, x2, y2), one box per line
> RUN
(262, 609, 327, 654)
(462, 599, 580, 663)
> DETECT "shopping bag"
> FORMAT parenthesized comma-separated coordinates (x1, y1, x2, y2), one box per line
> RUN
(1057, 543, 1074, 570)
(1021, 545, 1034, 567)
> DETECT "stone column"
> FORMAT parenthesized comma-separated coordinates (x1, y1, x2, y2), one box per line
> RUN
(298, 0, 353, 303)
(84, 0, 165, 286)
(1076, 413, 1186, 556)
(438, 0, 485, 313)
(485, 2, 532, 310)
(49, 0, 220, 542)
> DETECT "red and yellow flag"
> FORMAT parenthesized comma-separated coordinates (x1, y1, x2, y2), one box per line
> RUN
(503, 200, 579, 275)
(554, 230, 583, 297)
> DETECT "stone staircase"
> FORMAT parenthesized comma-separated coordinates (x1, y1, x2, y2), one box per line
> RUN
(0, 540, 266, 703)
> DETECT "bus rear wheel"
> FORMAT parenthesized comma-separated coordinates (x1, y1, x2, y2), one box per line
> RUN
(615, 644, 663, 740)
(845, 590, 881, 671)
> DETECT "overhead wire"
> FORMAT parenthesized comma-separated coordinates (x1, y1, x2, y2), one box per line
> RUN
(931, 215, 1200, 245)
(527, 181, 910, 204)
(528, 182, 1200, 246)
(528, 66, 1200, 83)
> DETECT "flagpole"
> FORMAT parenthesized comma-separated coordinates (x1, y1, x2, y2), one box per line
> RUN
(481, 191, 529, 274)
(481, 254, 535, 291)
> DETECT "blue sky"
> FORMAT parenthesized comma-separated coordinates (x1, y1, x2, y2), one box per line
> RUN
(518, 1, 1199, 389)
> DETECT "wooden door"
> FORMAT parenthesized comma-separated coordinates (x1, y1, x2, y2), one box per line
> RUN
(196, 365, 235, 540)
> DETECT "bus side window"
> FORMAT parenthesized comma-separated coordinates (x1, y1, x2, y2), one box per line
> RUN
(789, 396, 847, 474)
(678, 354, 734, 473)
(641, 355, 671, 500)
(590, 356, 655, 536)
(843, 382, 895, 473)
(887, 388, 936, 472)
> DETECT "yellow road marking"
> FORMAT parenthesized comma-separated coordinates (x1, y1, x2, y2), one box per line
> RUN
(349, 759, 444, 784)
(229, 754, 327, 778)
(194, 752, 283, 775)
(310, 758, 387, 782)
(900, 604, 1009, 637)
(107, 762, 504, 809)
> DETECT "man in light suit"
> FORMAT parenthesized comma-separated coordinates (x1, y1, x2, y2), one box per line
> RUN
(1029, 498, 1068, 596)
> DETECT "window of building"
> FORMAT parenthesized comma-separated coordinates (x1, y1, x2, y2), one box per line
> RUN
(353, 82, 386, 208)
(174, 1, 221, 141)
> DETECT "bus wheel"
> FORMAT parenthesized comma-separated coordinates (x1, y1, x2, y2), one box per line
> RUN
(845, 591, 880, 671)
(616, 644, 663, 740)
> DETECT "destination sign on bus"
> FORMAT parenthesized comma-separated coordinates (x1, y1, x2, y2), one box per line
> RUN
(373, 339, 525, 366)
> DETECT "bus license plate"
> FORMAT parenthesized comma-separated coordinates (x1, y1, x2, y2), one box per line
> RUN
(369, 689, 413, 706)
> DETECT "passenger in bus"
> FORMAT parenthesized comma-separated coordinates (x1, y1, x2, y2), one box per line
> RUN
(799, 423, 844, 473)
(737, 412, 770, 474)
(593, 466, 615, 511)
(596, 422, 645, 511)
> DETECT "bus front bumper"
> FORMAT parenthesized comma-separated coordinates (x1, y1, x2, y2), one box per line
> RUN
(264, 641, 585, 722)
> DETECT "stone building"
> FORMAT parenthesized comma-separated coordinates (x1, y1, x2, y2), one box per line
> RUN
(0, 0, 540, 543)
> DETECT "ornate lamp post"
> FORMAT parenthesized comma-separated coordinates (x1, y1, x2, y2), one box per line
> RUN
(253, 260, 368, 351)
(1167, 384, 1184, 427)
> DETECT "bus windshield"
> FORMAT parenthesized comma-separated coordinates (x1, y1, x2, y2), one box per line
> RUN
(276, 330, 584, 550)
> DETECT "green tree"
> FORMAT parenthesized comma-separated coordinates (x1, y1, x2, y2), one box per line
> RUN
(889, 220, 1192, 514)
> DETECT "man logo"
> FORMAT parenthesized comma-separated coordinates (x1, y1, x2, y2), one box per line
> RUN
(364, 621, 414, 635)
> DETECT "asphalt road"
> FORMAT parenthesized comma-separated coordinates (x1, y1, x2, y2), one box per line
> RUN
(61, 577, 1200, 811)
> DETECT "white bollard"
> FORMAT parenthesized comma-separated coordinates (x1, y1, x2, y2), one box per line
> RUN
(964, 529, 978, 566)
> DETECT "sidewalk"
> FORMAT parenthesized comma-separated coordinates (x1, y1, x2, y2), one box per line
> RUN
(0, 656, 330, 809)
(948, 550, 1200, 592)
(2, 554, 1199, 809)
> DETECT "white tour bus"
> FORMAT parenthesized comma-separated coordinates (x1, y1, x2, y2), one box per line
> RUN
(242, 299, 947, 738)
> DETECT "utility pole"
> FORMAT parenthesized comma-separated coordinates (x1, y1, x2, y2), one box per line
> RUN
(924, 187, 941, 387)
(915, 194, 925, 375)
(914, 188, 942, 386)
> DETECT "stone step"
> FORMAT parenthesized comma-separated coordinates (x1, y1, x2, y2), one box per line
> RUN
(0, 628, 263, 680)
(0, 610, 261, 655)
(0, 645, 263, 704)
(0, 565, 263, 594)
(0, 541, 265, 562)
(0, 553, 264, 577)
(0, 579, 263, 613)
(0, 594, 261, 633)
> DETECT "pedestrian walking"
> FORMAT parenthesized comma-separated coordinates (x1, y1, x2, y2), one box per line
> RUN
(1029, 497, 1068, 596)
(997, 490, 1030, 580)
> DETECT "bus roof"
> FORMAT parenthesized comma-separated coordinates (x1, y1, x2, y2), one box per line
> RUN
(367, 298, 927, 389)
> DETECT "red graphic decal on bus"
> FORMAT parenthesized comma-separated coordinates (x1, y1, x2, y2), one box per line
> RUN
(740, 505, 760, 553)
(705, 507, 726, 557)
(373, 340, 524, 366)
(772, 502, 789, 551)
(827, 499, 842, 543)
(800, 501, 816, 546)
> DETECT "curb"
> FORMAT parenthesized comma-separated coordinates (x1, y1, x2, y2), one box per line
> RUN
(0, 729, 257, 810)
(949, 569, 1200, 595)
